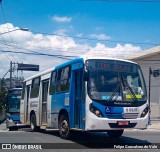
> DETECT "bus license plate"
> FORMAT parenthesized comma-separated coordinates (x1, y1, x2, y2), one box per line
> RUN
(117, 121, 129, 126)
(124, 107, 138, 113)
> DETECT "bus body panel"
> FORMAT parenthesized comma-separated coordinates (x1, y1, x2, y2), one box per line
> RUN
(47, 59, 85, 129)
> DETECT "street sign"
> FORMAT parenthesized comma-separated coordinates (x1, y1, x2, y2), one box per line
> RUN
(17, 64, 39, 71)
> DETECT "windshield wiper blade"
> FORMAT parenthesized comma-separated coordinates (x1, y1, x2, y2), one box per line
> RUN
(121, 74, 138, 102)
(109, 80, 120, 101)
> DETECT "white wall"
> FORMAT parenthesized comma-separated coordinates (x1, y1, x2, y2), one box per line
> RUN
(132, 55, 160, 119)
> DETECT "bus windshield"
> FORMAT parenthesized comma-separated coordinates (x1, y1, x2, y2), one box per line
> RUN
(7, 89, 22, 113)
(7, 95, 21, 113)
(86, 59, 147, 103)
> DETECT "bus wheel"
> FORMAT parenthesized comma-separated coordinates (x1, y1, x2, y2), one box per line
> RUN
(30, 114, 39, 132)
(58, 114, 71, 139)
(9, 126, 18, 131)
(107, 130, 124, 138)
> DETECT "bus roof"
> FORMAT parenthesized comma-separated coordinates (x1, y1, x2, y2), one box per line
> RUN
(24, 57, 137, 82)
(82, 56, 137, 65)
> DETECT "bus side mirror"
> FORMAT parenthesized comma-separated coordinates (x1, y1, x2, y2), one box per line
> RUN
(84, 71, 89, 81)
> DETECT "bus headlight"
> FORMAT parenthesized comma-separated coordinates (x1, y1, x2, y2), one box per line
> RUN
(140, 106, 149, 117)
(6, 113, 12, 120)
(90, 104, 103, 117)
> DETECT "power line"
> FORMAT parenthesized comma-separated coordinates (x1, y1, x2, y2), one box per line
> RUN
(0, 26, 159, 47)
(0, 41, 144, 58)
(0, 52, 8, 71)
(0, 32, 17, 61)
(0, 2, 22, 62)
(0, 40, 86, 54)
(0, 41, 83, 57)
(1, 50, 78, 60)
(32, 31, 160, 46)
(0, 40, 148, 55)
(2, 41, 160, 61)
(2, 49, 160, 66)
(0, 46, 12, 61)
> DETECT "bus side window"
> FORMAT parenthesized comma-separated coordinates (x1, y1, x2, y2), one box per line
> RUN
(56, 66, 71, 93)
(30, 77, 40, 98)
(21, 82, 26, 100)
(49, 71, 57, 95)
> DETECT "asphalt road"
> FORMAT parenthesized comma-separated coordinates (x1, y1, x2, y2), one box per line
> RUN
(0, 127, 160, 152)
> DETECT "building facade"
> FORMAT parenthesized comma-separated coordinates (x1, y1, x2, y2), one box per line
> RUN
(126, 46, 160, 119)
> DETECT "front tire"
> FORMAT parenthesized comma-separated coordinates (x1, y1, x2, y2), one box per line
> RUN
(30, 114, 39, 132)
(58, 114, 71, 139)
(9, 126, 18, 131)
(107, 130, 124, 138)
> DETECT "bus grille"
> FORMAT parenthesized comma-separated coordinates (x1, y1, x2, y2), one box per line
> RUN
(123, 113, 139, 119)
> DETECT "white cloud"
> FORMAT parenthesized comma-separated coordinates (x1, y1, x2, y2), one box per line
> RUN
(76, 33, 83, 37)
(89, 34, 111, 40)
(54, 29, 68, 35)
(0, 23, 142, 79)
(84, 43, 142, 58)
(52, 15, 72, 23)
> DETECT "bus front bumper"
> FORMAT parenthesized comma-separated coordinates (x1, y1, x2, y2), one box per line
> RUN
(6, 118, 28, 129)
(86, 113, 148, 131)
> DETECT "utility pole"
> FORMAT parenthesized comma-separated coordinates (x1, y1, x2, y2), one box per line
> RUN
(148, 67, 152, 107)
(8, 62, 39, 89)
(10, 61, 12, 88)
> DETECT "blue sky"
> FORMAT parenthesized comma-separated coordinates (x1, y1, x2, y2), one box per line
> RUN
(0, 0, 160, 78)
(2, 0, 160, 47)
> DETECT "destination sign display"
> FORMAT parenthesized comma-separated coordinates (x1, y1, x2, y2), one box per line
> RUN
(95, 61, 133, 72)
(8, 90, 22, 95)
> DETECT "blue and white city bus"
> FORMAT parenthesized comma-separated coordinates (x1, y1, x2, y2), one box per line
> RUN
(20, 57, 148, 139)
(6, 88, 22, 130)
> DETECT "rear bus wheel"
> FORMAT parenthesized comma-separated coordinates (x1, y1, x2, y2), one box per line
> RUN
(58, 114, 71, 139)
(107, 130, 124, 138)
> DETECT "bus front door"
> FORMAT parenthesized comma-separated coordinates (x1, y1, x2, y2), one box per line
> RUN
(74, 69, 85, 129)
(41, 80, 49, 125)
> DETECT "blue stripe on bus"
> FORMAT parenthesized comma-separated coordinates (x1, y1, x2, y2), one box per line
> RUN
(92, 101, 124, 118)
(10, 115, 20, 121)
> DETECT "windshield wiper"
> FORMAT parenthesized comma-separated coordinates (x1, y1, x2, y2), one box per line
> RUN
(121, 74, 138, 102)
(109, 80, 120, 101)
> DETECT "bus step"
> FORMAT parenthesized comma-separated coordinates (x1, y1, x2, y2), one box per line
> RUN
(45, 129, 58, 132)
(40, 125, 47, 130)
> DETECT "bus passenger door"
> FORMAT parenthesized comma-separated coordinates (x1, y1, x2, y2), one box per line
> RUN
(41, 80, 49, 125)
(74, 69, 85, 129)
